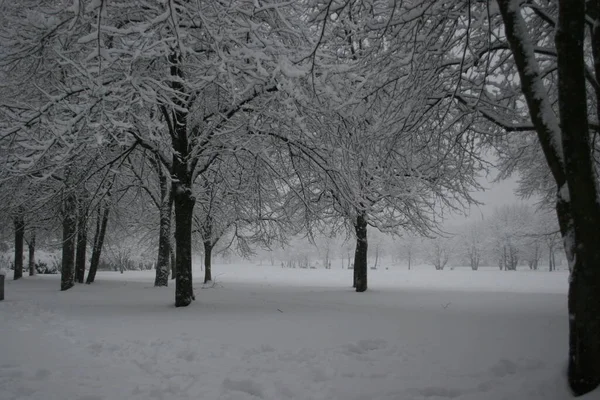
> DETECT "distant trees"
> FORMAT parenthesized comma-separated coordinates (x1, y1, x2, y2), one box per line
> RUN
(456, 221, 485, 271)
(426, 237, 452, 271)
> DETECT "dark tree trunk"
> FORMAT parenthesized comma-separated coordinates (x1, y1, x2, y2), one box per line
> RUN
(556, 0, 600, 393)
(86, 204, 109, 284)
(61, 192, 77, 291)
(496, 2, 600, 393)
(13, 210, 24, 280)
(75, 201, 87, 284)
(155, 170, 173, 287)
(28, 231, 35, 276)
(204, 240, 212, 284)
(168, 49, 197, 307)
(173, 187, 195, 307)
(353, 213, 368, 293)
(170, 243, 176, 280)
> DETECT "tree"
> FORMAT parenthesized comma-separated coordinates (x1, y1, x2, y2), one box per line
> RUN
(306, 0, 486, 291)
(487, 205, 533, 271)
(86, 194, 111, 285)
(495, 0, 600, 394)
(397, 235, 418, 270)
(27, 230, 36, 276)
(75, 193, 88, 283)
(13, 207, 24, 280)
(0, 0, 311, 306)
(457, 221, 485, 271)
(426, 237, 452, 271)
(60, 186, 76, 291)
(123, 152, 174, 287)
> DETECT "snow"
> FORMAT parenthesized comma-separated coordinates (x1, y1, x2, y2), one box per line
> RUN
(0, 264, 596, 400)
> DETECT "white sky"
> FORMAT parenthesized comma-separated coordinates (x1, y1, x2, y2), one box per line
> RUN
(446, 172, 536, 226)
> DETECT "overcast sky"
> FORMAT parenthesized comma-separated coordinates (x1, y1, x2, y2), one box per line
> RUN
(447, 171, 536, 226)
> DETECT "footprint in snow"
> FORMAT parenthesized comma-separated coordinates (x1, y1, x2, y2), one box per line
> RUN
(342, 339, 387, 355)
(222, 378, 265, 398)
(411, 386, 463, 398)
(176, 349, 197, 362)
(34, 368, 51, 380)
(489, 359, 518, 377)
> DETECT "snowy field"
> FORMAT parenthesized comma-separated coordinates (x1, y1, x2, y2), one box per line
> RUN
(0, 264, 596, 400)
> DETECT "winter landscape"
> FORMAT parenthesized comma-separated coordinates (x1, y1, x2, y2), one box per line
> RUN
(2, 0, 600, 398)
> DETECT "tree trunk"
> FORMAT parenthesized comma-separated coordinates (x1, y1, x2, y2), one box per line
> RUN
(75, 201, 87, 284)
(61, 192, 77, 291)
(373, 245, 379, 270)
(154, 172, 173, 287)
(556, 0, 600, 393)
(86, 204, 109, 284)
(13, 210, 24, 280)
(174, 186, 195, 307)
(28, 231, 35, 276)
(169, 49, 196, 307)
(170, 243, 176, 280)
(497, 2, 600, 392)
(204, 240, 212, 284)
(353, 213, 368, 293)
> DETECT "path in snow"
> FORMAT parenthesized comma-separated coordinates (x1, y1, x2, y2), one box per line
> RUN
(0, 266, 593, 400)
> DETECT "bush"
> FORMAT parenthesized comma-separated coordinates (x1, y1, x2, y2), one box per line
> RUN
(35, 261, 59, 275)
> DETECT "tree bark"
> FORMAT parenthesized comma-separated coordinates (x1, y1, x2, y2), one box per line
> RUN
(174, 186, 195, 307)
(13, 210, 24, 280)
(170, 243, 176, 280)
(28, 231, 35, 276)
(154, 169, 173, 287)
(75, 200, 87, 284)
(204, 240, 212, 284)
(353, 213, 368, 292)
(556, 0, 600, 394)
(61, 192, 77, 291)
(168, 49, 197, 307)
(86, 204, 109, 284)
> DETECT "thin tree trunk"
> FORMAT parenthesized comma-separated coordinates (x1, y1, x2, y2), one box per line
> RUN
(353, 213, 368, 293)
(204, 240, 212, 284)
(86, 204, 109, 284)
(61, 192, 77, 291)
(352, 257, 357, 288)
(170, 243, 176, 280)
(75, 201, 87, 284)
(28, 231, 35, 276)
(13, 210, 24, 280)
(154, 172, 173, 287)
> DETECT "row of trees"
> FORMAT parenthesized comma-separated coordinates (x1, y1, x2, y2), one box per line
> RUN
(449, 204, 562, 272)
(0, 0, 481, 300)
(264, 204, 562, 272)
(1, 0, 599, 394)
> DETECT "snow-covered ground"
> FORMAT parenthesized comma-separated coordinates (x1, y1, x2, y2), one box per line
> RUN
(0, 264, 595, 400)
